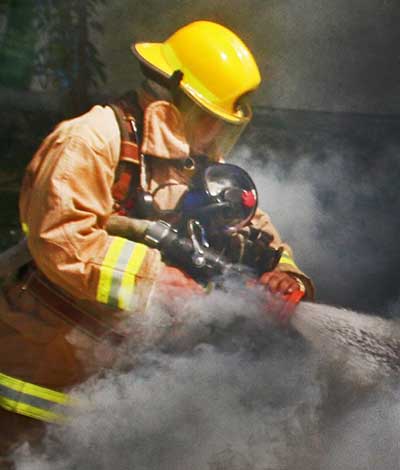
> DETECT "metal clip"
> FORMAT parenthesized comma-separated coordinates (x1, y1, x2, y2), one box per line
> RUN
(187, 220, 209, 268)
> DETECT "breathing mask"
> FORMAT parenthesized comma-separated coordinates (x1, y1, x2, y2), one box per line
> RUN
(180, 162, 258, 233)
(135, 161, 257, 235)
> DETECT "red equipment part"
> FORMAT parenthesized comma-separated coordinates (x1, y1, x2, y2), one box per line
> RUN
(264, 288, 305, 326)
(279, 289, 305, 324)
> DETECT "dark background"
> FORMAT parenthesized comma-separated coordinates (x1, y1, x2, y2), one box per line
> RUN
(1, 0, 399, 314)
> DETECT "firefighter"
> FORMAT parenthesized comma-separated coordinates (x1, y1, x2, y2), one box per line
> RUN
(0, 20, 313, 462)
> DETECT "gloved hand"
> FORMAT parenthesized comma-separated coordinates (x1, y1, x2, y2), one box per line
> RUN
(155, 265, 205, 302)
(219, 227, 282, 275)
(259, 271, 303, 296)
(258, 271, 305, 325)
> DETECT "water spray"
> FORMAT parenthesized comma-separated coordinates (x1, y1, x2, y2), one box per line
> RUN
(285, 300, 400, 387)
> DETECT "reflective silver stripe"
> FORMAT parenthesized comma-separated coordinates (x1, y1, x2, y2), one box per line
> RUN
(96, 237, 149, 308)
(108, 240, 136, 308)
(0, 383, 70, 413)
(0, 372, 80, 423)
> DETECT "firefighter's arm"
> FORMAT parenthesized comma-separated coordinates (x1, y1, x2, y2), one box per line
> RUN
(20, 133, 160, 310)
(250, 208, 315, 300)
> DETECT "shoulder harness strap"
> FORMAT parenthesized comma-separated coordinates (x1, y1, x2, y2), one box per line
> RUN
(109, 92, 143, 207)
(109, 91, 143, 165)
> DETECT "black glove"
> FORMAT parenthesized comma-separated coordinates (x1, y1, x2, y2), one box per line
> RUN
(211, 227, 282, 276)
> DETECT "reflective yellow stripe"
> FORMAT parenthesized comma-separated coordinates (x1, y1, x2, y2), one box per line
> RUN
(0, 372, 75, 424)
(21, 222, 29, 236)
(0, 396, 66, 423)
(0, 373, 71, 405)
(279, 250, 299, 270)
(97, 237, 148, 308)
(118, 243, 148, 309)
(96, 237, 126, 304)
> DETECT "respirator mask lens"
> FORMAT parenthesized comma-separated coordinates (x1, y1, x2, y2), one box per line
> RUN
(181, 163, 258, 232)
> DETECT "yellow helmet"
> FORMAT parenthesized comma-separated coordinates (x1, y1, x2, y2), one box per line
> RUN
(132, 20, 261, 124)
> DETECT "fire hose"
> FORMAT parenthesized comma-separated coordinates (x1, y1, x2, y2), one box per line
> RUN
(125, 217, 305, 323)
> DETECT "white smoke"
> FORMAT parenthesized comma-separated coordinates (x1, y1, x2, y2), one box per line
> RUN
(231, 143, 400, 312)
(321, 392, 400, 470)
(12, 290, 400, 470)
(13, 289, 323, 470)
(12, 145, 400, 470)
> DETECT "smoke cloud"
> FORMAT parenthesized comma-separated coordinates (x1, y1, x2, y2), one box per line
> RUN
(10, 136, 400, 470)
(13, 289, 324, 470)
(321, 393, 400, 470)
(231, 141, 400, 313)
(11, 289, 400, 470)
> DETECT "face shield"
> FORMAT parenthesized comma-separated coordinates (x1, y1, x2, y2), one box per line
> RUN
(175, 91, 252, 161)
